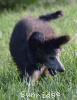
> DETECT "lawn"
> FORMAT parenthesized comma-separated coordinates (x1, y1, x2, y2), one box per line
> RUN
(0, 4, 77, 100)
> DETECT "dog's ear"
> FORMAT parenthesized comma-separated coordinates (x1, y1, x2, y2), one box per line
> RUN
(52, 35, 70, 48)
(54, 35, 70, 47)
(44, 35, 70, 49)
(29, 32, 44, 50)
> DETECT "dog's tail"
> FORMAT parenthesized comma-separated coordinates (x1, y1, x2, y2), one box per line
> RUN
(39, 10, 63, 22)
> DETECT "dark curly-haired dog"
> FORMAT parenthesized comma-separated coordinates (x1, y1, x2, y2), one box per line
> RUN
(9, 10, 70, 83)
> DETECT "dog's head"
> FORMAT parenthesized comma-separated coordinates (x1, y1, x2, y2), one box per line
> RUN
(29, 32, 70, 76)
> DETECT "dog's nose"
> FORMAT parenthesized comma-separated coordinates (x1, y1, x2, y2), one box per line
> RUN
(59, 67, 65, 72)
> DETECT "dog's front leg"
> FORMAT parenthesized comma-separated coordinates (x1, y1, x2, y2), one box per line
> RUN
(31, 65, 46, 83)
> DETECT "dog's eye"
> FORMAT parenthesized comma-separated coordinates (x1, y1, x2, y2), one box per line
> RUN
(49, 57, 55, 60)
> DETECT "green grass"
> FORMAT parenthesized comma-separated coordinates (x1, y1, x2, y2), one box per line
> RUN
(0, 4, 77, 100)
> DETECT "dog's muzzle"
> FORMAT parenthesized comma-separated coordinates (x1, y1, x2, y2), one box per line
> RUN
(44, 56, 65, 76)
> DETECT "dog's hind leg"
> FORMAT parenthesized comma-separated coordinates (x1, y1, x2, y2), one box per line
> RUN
(39, 10, 63, 21)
